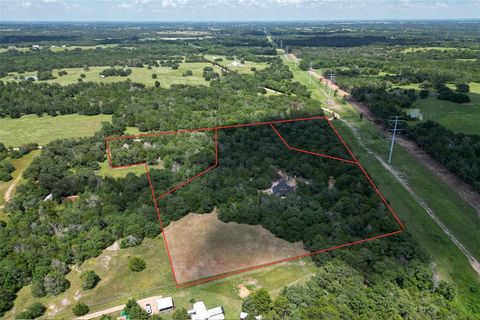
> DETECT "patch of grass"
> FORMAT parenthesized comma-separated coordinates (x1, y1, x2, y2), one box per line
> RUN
(96, 160, 163, 178)
(5, 236, 316, 319)
(0, 150, 40, 208)
(205, 55, 268, 74)
(0, 114, 111, 147)
(399, 82, 480, 135)
(1, 63, 212, 88)
(401, 47, 464, 53)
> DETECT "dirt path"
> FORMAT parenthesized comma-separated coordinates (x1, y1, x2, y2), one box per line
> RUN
(309, 69, 480, 215)
(0, 173, 23, 210)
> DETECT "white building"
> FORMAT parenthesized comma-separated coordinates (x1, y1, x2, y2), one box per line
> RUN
(188, 301, 224, 320)
(156, 296, 174, 312)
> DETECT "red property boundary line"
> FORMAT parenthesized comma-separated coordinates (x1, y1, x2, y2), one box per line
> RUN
(105, 116, 405, 288)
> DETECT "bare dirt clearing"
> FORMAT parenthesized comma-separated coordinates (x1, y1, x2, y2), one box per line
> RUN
(165, 211, 307, 284)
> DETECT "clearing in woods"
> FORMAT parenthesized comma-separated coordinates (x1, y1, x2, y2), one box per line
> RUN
(105, 116, 404, 287)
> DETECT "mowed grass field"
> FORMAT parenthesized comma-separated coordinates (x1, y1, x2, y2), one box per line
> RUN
(5, 235, 317, 319)
(400, 82, 480, 135)
(0, 114, 111, 147)
(205, 55, 268, 74)
(0, 62, 213, 88)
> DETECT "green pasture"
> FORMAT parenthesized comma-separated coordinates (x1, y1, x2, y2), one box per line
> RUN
(0, 114, 111, 147)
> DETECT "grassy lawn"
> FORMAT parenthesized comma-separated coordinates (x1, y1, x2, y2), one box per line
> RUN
(399, 82, 480, 135)
(205, 55, 268, 74)
(5, 236, 316, 319)
(1, 63, 211, 88)
(96, 161, 163, 178)
(0, 114, 111, 147)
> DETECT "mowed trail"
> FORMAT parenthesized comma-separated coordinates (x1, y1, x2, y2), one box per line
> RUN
(165, 211, 307, 284)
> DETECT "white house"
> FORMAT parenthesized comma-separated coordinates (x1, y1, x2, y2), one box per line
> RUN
(156, 296, 174, 312)
(240, 312, 262, 320)
(188, 301, 224, 320)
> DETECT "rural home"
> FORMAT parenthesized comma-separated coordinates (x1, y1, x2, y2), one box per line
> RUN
(272, 178, 295, 197)
(188, 301, 225, 320)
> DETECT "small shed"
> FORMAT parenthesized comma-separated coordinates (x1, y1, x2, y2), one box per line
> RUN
(157, 297, 174, 312)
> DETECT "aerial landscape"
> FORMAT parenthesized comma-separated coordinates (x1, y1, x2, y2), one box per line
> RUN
(0, 0, 479, 319)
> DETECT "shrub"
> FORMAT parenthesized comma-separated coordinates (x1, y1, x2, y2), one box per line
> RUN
(172, 308, 189, 320)
(80, 270, 100, 290)
(15, 302, 46, 319)
(72, 302, 89, 316)
(456, 83, 470, 93)
(155, 80, 160, 88)
(152, 73, 157, 79)
(128, 257, 146, 272)
(419, 89, 429, 99)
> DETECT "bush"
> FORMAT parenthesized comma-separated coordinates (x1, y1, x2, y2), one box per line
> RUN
(172, 308, 189, 320)
(155, 80, 160, 88)
(80, 270, 100, 290)
(152, 73, 157, 79)
(128, 257, 146, 272)
(182, 70, 193, 77)
(15, 302, 46, 319)
(456, 83, 470, 93)
(72, 302, 89, 316)
(419, 89, 429, 99)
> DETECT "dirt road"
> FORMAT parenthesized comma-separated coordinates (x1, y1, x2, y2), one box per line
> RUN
(309, 69, 480, 215)
(0, 173, 23, 210)
(75, 295, 163, 320)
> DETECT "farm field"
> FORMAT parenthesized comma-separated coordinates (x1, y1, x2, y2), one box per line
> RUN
(0, 114, 111, 147)
(5, 236, 316, 319)
(400, 82, 480, 135)
(0, 63, 213, 87)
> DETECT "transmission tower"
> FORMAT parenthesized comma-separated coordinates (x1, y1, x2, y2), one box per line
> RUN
(387, 116, 405, 164)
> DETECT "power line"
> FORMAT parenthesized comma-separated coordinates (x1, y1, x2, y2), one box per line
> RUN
(387, 116, 405, 164)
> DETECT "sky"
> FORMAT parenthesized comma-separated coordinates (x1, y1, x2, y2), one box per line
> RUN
(0, 0, 479, 22)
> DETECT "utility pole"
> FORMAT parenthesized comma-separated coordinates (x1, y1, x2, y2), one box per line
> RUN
(309, 61, 313, 85)
(326, 73, 335, 107)
(387, 116, 404, 164)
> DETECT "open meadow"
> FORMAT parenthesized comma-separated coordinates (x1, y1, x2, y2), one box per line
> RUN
(0, 114, 111, 147)
(0, 62, 214, 88)
(400, 82, 480, 135)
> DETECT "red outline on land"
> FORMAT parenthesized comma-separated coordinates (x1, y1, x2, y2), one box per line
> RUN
(105, 116, 405, 288)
